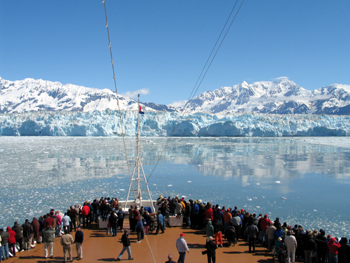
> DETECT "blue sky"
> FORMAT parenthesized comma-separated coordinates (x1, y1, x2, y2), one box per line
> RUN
(1, 1, 349, 105)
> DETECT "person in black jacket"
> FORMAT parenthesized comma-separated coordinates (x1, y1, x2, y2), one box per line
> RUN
(116, 229, 133, 261)
(75, 226, 84, 260)
(12, 222, 23, 252)
(316, 229, 327, 263)
(109, 210, 118, 237)
(303, 231, 316, 263)
(22, 219, 33, 251)
(246, 221, 259, 253)
(205, 236, 217, 263)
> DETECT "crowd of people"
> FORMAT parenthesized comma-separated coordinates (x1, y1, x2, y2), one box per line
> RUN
(1, 194, 350, 263)
(155, 194, 350, 263)
(0, 198, 112, 262)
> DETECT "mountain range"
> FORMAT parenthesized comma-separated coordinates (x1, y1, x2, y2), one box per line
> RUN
(1, 77, 350, 115)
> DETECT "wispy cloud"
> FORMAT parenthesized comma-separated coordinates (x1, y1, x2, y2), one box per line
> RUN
(121, 88, 150, 99)
(274, 76, 289, 81)
(168, 100, 188, 108)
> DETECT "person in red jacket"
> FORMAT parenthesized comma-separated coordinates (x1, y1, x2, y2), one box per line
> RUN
(327, 238, 341, 263)
(259, 214, 271, 246)
(44, 214, 54, 228)
(6, 227, 16, 257)
(81, 202, 91, 228)
(205, 203, 214, 221)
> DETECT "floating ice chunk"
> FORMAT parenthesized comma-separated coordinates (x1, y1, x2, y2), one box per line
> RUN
(167, 184, 172, 187)
(256, 206, 260, 209)
(153, 184, 157, 186)
(314, 209, 317, 212)
(256, 183, 260, 185)
(119, 189, 125, 191)
(188, 181, 192, 183)
(246, 183, 250, 186)
(275, 181, 281, 184)
(281, 197, 287, 200)
(198, 165, 201, 167)
(248, 198, 252, 201)
(262, 196, 265, 198)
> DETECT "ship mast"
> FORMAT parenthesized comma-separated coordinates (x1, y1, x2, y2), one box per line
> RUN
(125, 94, 155, 212)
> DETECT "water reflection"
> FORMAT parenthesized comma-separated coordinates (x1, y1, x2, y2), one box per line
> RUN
(1, 136, 350, 237)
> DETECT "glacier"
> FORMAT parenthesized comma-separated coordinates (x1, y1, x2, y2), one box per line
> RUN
(0, 110, 349, 137)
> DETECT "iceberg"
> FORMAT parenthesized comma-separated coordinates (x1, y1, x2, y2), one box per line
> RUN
(0, 110, 350, 137)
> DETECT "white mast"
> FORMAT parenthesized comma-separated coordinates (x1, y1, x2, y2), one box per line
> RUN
(125, 94, 155, 212)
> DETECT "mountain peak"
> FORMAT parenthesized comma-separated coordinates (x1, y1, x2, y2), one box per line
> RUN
(1, 77, 350, 115)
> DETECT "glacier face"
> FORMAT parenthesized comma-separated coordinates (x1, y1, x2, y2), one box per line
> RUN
(0, 111, 349, 137)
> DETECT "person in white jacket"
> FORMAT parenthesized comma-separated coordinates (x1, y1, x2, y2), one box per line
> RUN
(285, 231, 297, 263)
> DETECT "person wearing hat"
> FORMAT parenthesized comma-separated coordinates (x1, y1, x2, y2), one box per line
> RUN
(176, 233, 189, 263)
(304, 231, 316, 263)
(275, 237, 286, 263)
(285, 231, 297, 263)
(327, 237, 341, 263)
(223, 209, 232, 234)
(205, 236, 217, 263)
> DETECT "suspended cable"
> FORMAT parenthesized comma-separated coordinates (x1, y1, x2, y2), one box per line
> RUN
(186, 0, 245, 107)
(187, 0, 240, 101)
(102, 0, 132, 184)
(147, 0, 245, 183)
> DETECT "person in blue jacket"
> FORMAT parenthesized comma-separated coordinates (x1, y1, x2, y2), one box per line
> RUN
(156, 211, 165, 235)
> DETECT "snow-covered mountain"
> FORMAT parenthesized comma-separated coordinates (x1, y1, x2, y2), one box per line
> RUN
(0, 78, 176, 113)
(2, 77, 350, 137)
(1, 77, 350, 115)
(185, 78, 350, 115)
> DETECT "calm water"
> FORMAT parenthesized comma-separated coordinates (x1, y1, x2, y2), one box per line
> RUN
(0, 136, 350, 237)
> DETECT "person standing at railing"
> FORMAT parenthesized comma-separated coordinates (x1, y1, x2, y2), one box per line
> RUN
(285, 230, 297, 263)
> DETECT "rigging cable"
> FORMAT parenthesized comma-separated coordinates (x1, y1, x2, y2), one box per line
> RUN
(102, 1, 156, 262)
(147, 0, 245, 183)
(187, 0, 240, 101)
(102, 0, 132, 184)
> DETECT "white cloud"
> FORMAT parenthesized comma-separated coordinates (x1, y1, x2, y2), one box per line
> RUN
(274, 76, 289, 81)
(168, 100, 188, 108)
(121, 88, 150, 99)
